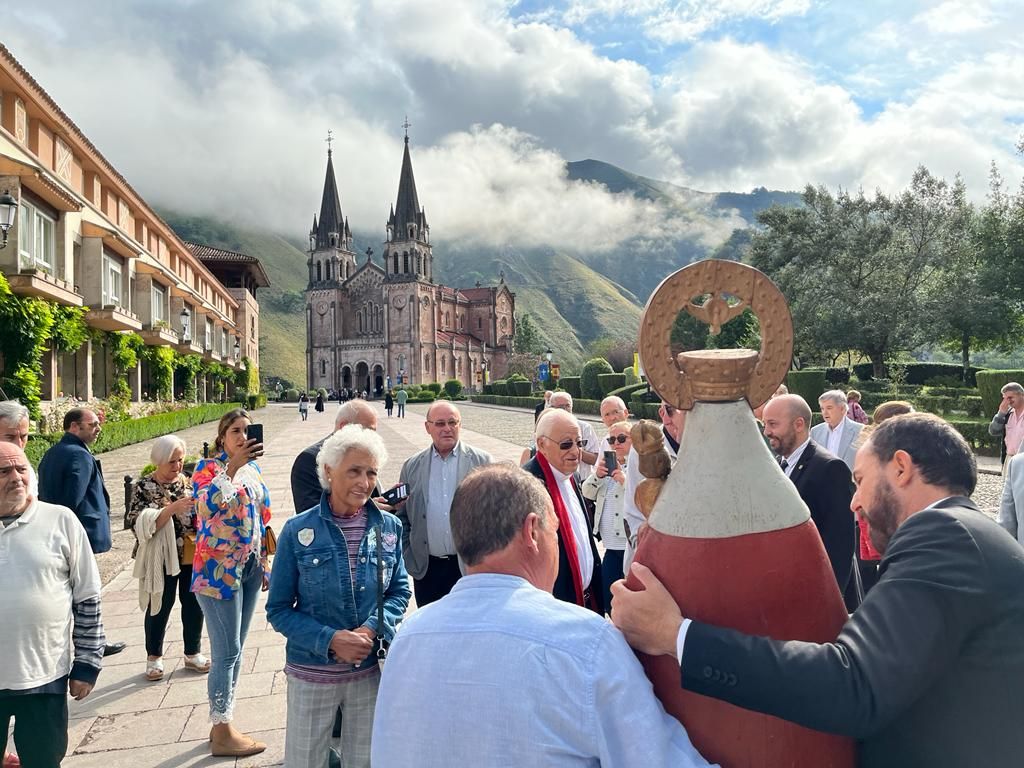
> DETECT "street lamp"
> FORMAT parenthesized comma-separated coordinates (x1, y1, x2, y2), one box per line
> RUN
(179, 306, 191, 341)
(545, 348, 553, 362)
(233, 336, 241, 360)
(0, 190, 18, 249)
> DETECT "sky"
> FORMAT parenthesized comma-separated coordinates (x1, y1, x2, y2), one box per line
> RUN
(7, 0, 1024, 254)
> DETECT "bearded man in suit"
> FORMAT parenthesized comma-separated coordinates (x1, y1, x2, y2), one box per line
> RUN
(764, 394, 860, 610)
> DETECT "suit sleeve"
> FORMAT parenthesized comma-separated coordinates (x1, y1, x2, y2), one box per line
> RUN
(396, 458, 413, 553)
(680, 512, 988, 738)
(290, 450, 322, 515)
(60, 451, 92, 511)
(813, 459, 855, 591)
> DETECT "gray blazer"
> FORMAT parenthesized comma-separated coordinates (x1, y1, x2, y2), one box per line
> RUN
(809, 417, 864, 470)
(397, 442, 493, 580)
(998, 453, 1024, 546)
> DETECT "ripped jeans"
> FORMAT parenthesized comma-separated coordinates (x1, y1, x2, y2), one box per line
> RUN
(196, 555, 263, 724)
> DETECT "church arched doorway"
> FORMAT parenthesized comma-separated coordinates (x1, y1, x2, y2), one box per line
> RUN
(355, 362, 370, 395)
(341, 365, 352, 391)
(372, 364, 384, 398)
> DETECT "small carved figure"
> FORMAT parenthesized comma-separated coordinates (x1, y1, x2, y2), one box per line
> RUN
(631, 420, 672, 519)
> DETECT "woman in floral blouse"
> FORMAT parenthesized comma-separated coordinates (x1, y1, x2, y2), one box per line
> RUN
(190, 408, 270, 758)
(126, 435, 209, 682)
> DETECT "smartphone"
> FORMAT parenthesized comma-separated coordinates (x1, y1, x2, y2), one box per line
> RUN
(381, 483, 409, 505)
(603, 450, 617, 473)
(246, 423, 264, 446)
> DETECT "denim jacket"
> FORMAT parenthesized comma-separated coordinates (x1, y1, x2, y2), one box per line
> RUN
(266, 493, 411, 669)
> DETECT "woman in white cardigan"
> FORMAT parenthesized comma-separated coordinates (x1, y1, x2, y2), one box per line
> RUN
(127, 435, 209, 681)
(581, 420, 632, 614)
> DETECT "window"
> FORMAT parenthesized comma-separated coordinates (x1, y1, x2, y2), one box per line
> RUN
(102, 253, 123, 307)
(221, 328, 228, 356)
(17, 200, 56, 273)
(205, 318, 214, 351)
(321, 359, 327, 376)
(151, 283, 168, 325)
(317, 262, 322, 281)
(477, 317, 482, 329)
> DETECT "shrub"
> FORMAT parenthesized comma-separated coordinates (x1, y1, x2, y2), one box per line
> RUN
(608, 382, 647, 403)
(580, 358, 614, 400)
(560, 376, 582, 399)
(924, 375, 969, 388)
(317, 388, 329, 399)
(597, 373, 626, 397)
(413, 392, 436, 402)
(510, 379, 532, 396)
(283, 388, 299, 402)
(623, 366, 640, 386)
(247, 393, 267, 410)
(854, 362, 980, 386)
(443, 379, 464, 398)
(948, 419, 1001, 456)
(492, 379, 509, 396)
(482, 383, 494, 395)
(785, 369, 828, 407)
(976, 370, 1024, 417)
(424, 382, 442, 395)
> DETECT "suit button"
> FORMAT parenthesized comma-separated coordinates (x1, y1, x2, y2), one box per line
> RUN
(360, 557, 366, 563)
(359, 586, 365, 591)
(703, 666, 712, 679)
(312, 558, 320, 565)
(729, 674, 737, 686)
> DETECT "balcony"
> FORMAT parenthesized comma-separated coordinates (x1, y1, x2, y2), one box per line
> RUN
(6, 268, 83, 307)
(204, 347, 223, 362)
(139, 325, 180, 346)
(176, 337, 204, 355)
(84, 304, 142, 332)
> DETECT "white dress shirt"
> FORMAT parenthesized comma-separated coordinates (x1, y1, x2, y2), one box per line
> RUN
(551, 465, 594, 582)
(825, 420, 845, 457)
(782, 438, 812, 477)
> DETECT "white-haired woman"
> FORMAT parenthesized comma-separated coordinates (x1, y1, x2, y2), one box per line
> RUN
(127, 435, 209, 682)
(267, 424, 411, 768)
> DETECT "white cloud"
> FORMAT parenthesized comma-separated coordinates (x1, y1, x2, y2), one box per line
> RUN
(913, 0, 995, 34)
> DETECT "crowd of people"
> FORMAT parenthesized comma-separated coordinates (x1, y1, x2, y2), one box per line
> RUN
(2, 381, 1024, 766)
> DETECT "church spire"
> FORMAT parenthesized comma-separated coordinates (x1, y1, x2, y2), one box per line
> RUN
(314, 135, 349, 251)
(388, 124, 428, 243)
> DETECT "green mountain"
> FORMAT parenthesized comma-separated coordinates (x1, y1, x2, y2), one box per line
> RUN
(161, 159, 801, 381)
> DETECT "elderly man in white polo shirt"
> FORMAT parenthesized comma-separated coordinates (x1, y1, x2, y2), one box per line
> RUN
(0, 441, 105, 767)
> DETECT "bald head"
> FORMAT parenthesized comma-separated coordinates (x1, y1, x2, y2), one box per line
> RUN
(536, 408, 578, 439)
(762, 394, 813, 457)
(335, 400, 378, 431)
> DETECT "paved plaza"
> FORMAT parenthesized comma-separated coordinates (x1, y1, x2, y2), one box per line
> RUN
(8, 400, 1006, 766)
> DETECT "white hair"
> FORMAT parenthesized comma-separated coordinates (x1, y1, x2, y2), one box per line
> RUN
(535, 408, 579, 441)
(550, 391, 573, 408)
(316, 424, 388, 490)
(818, 389, 848, 408)
(151, 434, 187, 466)
(335, 399, 376, 429)
(0, 400, 29, 426)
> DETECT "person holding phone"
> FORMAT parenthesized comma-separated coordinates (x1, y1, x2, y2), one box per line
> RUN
(581, 420, 632, 613)
(126, 435, 208, 682)
(190, 408, 271, 758)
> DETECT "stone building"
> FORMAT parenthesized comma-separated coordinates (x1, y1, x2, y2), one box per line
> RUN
(0, 44, 258, 403)
(305, 133, 514, 394)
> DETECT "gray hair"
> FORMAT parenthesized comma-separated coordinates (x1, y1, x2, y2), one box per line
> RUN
(150, 435, 187, 466)
(316, 424, 388, 490)
(819, 389, 848, 408)
(1001, 382, 1024, 396)
(535, 408, 579, 441)
(549, 391, 573, 409)
(335, 399, 376, 429)
(451, 464, 554, 566)
(0, 401, 29, 427)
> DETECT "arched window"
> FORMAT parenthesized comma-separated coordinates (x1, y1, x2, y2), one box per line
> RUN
(477, 316, 482, 329)
(321, 359, 327, 376)
(403, 252, 409, 273)
(316, 262, 322, 281)
(445, 311, 451, 327)
(424, 354, 430, 371)
(393, 254, 399, 274)
(416, 254, 422, 273)
(441, 356, 446, 374)
(457, 357, 462, 373)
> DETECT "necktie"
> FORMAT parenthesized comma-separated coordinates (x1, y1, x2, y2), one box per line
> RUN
(779, 458, 789, 472)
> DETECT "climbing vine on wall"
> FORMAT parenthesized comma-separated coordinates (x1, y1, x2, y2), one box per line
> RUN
(50, 305, 90, 353)
(175, 353, 203, 402)
(0, 272, 55, 418)
(142, 345, 176, 401)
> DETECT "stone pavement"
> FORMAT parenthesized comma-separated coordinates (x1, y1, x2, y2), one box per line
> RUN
(53, 400, 534, 767)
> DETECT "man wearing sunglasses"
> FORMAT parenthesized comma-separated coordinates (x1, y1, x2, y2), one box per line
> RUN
(523, 409, 602, 612)
(549, 392, 600, 479)
(397, 402, 493, 606)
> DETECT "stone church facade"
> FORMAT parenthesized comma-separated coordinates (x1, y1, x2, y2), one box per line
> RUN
(305, 135, 514, 395)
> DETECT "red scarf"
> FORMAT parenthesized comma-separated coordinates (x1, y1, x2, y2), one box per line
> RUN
(535, 452, 592, 609)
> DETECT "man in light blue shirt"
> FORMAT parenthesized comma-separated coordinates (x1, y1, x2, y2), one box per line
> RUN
(372, 464, 715, 767)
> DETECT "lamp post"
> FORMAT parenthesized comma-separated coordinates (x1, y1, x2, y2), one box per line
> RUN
(233, 336, 241, 361)
(179, 306, 191, 342)
(0, 190, 18, 250)
(545, 347, 553, 389)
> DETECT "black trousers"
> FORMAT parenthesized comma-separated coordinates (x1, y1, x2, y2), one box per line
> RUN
(145, 565, 204, 657)
(0, 693, 68, 768)
(413, 556, 462, 606)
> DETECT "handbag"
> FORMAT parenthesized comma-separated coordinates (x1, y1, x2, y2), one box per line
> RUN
(374, 523, 389, 664)
(263, 524, 277, 556)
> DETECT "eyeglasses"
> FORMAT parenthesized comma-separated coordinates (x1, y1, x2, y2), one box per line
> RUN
(428, 419, 461, 428)
(551, 404, 572, 411)
(606, 434, 629, 445)
(541, 436, 584, 451)
(662, 404, 677, 416)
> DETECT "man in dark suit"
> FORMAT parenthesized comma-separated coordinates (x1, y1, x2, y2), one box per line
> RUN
(38, 408, 125, 657)
(612, 412, 1024, 768)
(289, 399, 378, 514)
(523, 408, 602, 612)
(763, 394, 859, 610)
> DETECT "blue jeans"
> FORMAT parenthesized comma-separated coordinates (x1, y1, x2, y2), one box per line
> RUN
(600, 548, 625, 616)
(196, 555, 263, 724)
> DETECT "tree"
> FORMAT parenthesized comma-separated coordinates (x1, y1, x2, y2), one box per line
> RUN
(670, 305, 760, 355)
(749, 167, 962, 376)
(586, 337, 635, 371)
(513, 313, 543, 354)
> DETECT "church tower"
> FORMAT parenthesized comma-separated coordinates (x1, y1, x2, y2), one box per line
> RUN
(383, 128, 432, 282)
(307, 145, 357, 286)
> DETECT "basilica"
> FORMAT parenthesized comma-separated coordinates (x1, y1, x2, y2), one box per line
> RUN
(304, 133, 514, 395)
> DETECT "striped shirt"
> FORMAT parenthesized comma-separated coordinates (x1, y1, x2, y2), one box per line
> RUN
(285, 507, 373, 685)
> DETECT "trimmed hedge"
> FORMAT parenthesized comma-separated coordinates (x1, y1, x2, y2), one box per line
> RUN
(597, 373, 626, 397)
(608, 382, 647, 403)
(412, 392, 436, 402)
(853, 362, 981, 386)
(581, 358, 614, 400)
(804, 367, 851, 385)
(976, 370, 1024, 417)
(948, 419, 1000, 456)
(511, 380, 532, 396)
(561, 376, 582, 399)
(623, 366, 640, 385)
(786, 369, 827, 406)
(491, 379, 509, 396)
